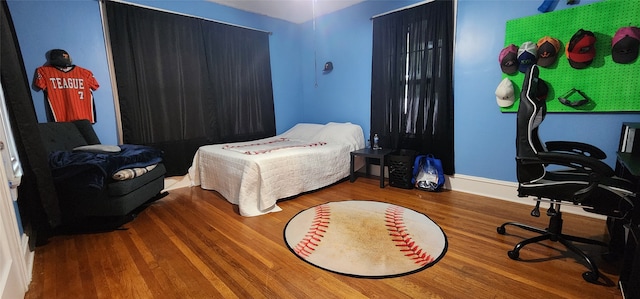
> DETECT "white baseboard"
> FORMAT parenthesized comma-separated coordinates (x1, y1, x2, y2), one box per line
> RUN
(365, 165, 605, 220)
(182, 163, 605, 220)
(22, 233, 33, 283)
(446, 173, 606, 219)
(163, 175, 191, 192)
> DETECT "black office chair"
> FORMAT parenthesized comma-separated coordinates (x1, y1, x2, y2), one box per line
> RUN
(497, 65, 636, 283)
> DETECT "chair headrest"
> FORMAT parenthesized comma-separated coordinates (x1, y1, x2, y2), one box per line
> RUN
(516, 64, 547, 162)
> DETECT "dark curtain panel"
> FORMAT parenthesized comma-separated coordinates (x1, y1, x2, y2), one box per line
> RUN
(202, 23, 275, 142)
(371, 0, 455, 174)
(105, 2, 275, 176)
(1, 0, 60, 247)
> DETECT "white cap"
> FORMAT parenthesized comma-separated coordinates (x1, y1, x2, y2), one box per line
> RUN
(495, 78, 515, 107)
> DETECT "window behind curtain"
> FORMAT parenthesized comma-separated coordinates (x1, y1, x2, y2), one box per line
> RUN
(103, 1, 275, 176)
(371, 0, 454, 175)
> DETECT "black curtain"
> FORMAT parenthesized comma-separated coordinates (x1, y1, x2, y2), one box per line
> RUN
(1, 0, 60, 247)
(371, 0, 455, 175)
(202, 23, 276, 142)
(105, 2, 275, 176)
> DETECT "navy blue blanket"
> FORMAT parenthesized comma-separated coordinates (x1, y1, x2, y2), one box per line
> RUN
(49, 144, 163, 190)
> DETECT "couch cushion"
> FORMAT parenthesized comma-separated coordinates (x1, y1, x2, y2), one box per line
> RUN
(72, 119, 101, 145)
(39, 122, 88, 153)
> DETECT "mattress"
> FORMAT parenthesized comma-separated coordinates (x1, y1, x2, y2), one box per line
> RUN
(188, 122, 365, 216)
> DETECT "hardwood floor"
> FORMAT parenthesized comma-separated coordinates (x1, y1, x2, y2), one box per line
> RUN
(25, 177, 625, 298)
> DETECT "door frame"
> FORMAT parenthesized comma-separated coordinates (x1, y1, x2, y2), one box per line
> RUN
(0, 83, 31, 298)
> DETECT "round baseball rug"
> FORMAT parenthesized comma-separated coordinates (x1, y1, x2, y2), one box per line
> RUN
(283, 200, 447, 278)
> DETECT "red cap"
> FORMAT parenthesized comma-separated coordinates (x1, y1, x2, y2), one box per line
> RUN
(565, 29, 596, 69)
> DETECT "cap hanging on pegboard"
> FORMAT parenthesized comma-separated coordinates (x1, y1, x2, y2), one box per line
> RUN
(502, 0, 640, 113)
(565, 29, 596, 69)
(612, 26, 640, 64)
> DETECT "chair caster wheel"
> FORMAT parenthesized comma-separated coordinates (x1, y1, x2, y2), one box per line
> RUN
(582, 271, 599, 283)
(508, 250, 519, 260)
(497, 226, 506, 234)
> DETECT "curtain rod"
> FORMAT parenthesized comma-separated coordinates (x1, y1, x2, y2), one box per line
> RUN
(103, 0, 273, 35)
(370, 0, 436, 20)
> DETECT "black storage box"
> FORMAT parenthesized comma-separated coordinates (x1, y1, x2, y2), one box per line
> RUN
(388, 149, 417, 189)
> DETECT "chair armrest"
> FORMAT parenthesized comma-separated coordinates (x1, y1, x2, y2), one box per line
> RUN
(536, 151, 615, 202)
(537, 151, 614, 177)
(545, 141, 607, 160)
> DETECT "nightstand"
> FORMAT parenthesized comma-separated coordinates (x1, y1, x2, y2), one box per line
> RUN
(350, 148, 393, 188)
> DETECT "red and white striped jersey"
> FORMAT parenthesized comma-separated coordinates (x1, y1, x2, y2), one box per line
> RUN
(35, 65, 100, 123)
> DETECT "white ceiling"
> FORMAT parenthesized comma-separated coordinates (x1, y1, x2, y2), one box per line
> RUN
(206, 0, 366, 24)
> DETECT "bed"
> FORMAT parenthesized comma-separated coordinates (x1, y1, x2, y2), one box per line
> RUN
(188, 122, 365, 216)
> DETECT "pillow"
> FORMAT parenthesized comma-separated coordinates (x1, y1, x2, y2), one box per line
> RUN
(311, 122, 365, 149)
(73, 144, 121, 153)
(112, 164, 157, 180)
(279, 123, 325, 141)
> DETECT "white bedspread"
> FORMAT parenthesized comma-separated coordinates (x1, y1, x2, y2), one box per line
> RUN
(188, 122, 365, 216)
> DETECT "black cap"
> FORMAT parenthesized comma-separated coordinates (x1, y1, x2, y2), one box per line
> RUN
(323, 61, 333, 73)
(612, 27, 640, 64)
(48, 49, 72, 67)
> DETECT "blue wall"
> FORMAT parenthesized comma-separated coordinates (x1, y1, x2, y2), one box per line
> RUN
(298, 1, 420, 139)
(303, 0, 640, 182)
(7, 0, 305, 145)
(9, 0, 117, 144)
(7, 0, 640, 184)
(451, 0, 640, 181)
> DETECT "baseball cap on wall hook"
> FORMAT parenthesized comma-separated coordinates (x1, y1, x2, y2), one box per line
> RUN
(323, 61, 333, 74)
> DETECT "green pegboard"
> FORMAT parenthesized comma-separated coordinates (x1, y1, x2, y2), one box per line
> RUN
(501, 0, 640, 113)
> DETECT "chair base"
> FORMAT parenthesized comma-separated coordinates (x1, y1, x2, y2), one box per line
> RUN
(497, 211, 608, 283)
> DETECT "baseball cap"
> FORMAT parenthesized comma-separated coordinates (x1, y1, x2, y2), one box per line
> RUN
(48, 49, 72, 67)
(517, 41, 537, 73)
(499, 44, 519, 74)
(565, 29, 596, 69)
(495, 78, 515, 107)
(612, 26, 640, 64)
(536, 36, 560, 67)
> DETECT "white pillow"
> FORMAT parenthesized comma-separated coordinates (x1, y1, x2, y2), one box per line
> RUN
(73, 144, 121, 153)
(279, 123, 325, 141)
(312, 122, 365, 149)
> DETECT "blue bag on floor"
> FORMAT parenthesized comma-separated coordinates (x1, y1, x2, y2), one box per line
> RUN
(411, 154, 445, 191)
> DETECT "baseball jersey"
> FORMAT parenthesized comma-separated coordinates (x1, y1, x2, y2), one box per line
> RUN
(34, 65, 100, 123)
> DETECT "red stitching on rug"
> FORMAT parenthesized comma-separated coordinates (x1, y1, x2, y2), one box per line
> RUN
(293, 204, 331, 258)
(385, 205, 434, 266)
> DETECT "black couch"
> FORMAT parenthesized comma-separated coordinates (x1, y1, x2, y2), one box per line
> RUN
(38, 120, 166, 225)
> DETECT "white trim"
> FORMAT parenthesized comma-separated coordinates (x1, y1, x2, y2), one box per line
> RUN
(22, 233, 33, 283)
(0, 146, 30, 299)
(364, 165, 606, 219)
(370, 0, 436, 19)
(0, 84, 22, 193)
(0, 81, 30, 299)
(99, 1, 124, 144)
(446, 173, 606, 219)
